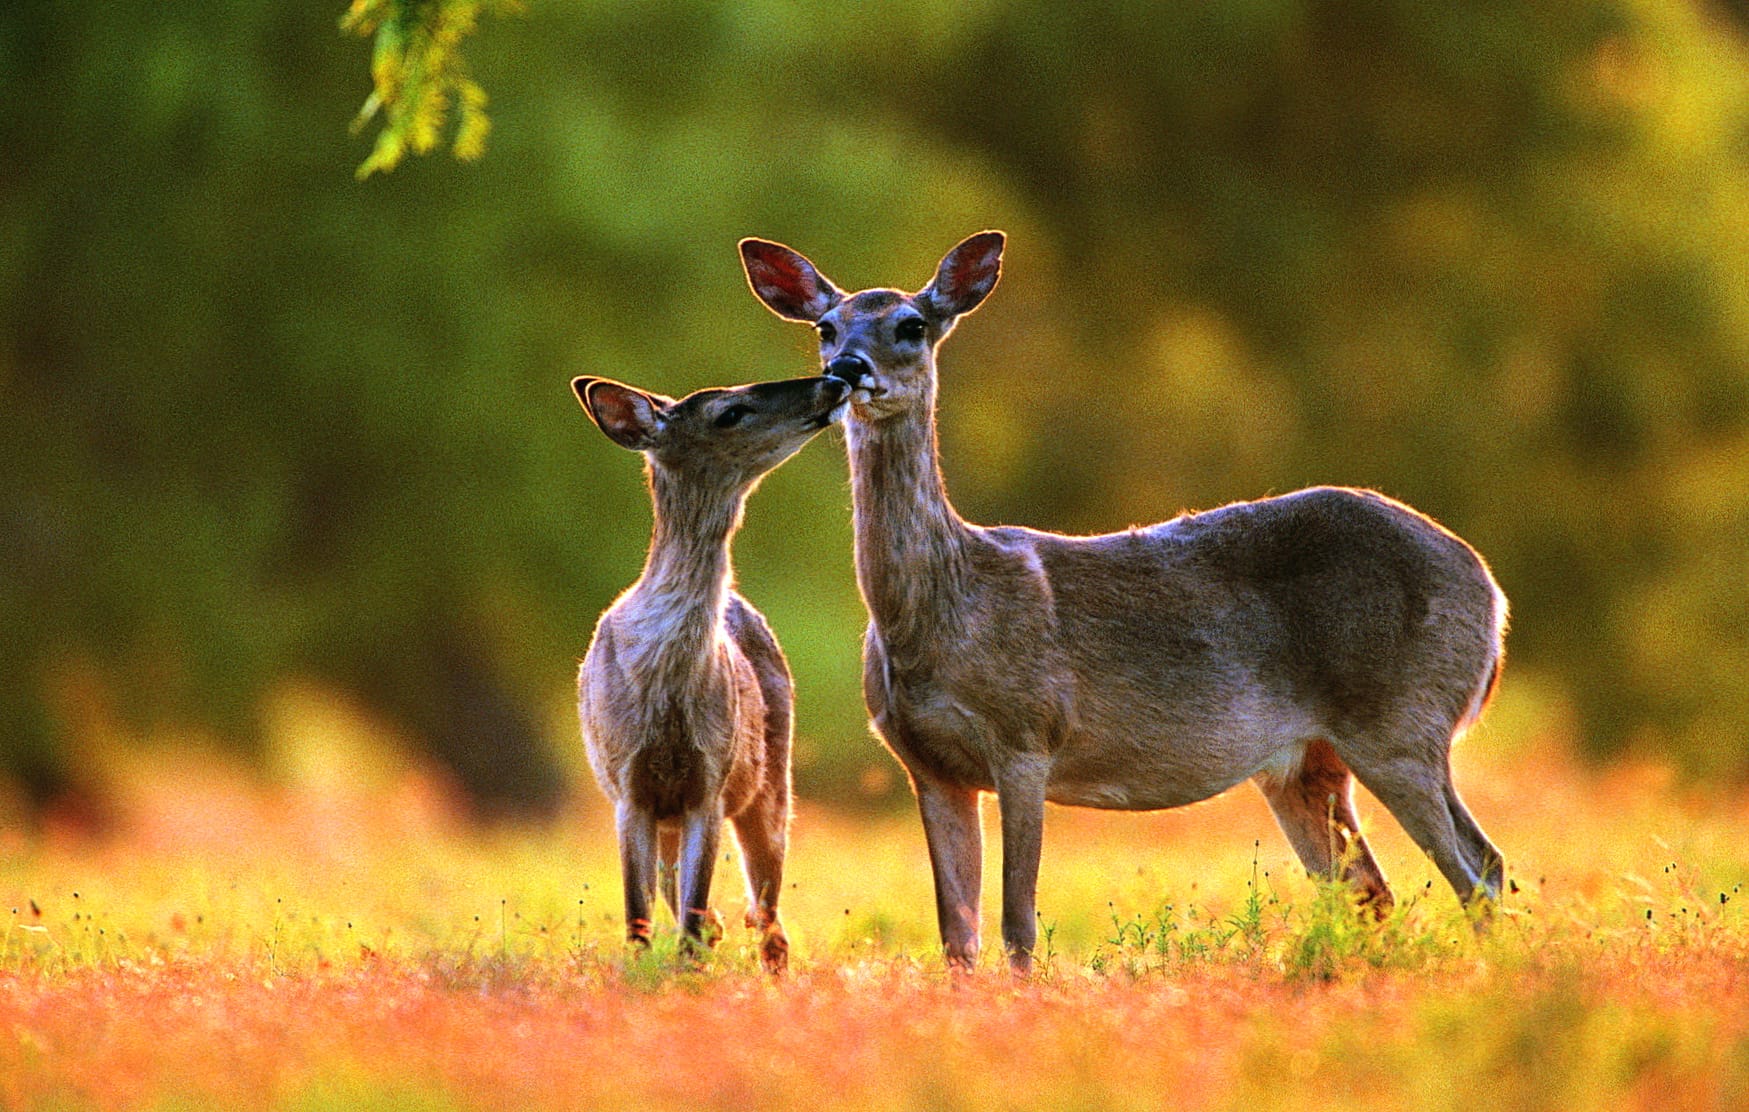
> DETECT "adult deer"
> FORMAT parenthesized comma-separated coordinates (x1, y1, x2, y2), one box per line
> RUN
(573, 372, 849, 972)
(741, 232, 1507, 973)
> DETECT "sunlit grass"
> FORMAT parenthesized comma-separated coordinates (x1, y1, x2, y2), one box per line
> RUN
(0, 705, 1745, 1110)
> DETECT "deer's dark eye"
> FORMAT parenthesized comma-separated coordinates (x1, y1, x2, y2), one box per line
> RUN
(714, 405, 750, 429)
(895, 317, 926, 344)
(816, 322, 837, 345)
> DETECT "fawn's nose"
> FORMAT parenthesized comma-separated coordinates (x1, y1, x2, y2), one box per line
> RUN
(825, 354, 873, 388)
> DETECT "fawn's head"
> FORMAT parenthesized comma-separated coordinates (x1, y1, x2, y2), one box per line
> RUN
(739, 232, 1005, 422)
(573, 374, 848, 488)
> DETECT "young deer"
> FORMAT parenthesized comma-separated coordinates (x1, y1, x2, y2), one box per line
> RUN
(741, 232, 1508, 973)
(573, 371, 849, 972)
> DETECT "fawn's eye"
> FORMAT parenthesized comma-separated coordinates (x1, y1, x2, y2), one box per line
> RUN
(895, 317, 926, 344)
(816, 322, 837, 345)
(714, 405, 750, 429)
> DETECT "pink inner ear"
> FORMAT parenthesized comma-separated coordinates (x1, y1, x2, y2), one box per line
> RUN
(952, 238, 1002, 290)
(589, 384, 653, 442)
(949, 252, 990, 292)
(745, 243, 834, 319)
(932, 235, 1003, 313)
(750, 250, 812, 299)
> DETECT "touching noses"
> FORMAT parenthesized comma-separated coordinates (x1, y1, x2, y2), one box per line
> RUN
(825, 354, 873, 389)
(820, 376, 851, 404)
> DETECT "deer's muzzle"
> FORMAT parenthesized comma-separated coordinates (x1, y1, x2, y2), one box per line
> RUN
(825, 354, 874, 389)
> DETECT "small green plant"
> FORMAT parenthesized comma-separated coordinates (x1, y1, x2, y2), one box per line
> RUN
(1035, 914, 1059, 978)
(1093, 893, 1263, 977)
(1280, 876, 1379, 982)
(1280, 872, 1475, 982)
(1225, 843, 1276, 956)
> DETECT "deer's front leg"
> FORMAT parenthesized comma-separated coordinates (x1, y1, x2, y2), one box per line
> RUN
(913, 776, 983, 969)
(676, 804, 724, 955)
(995, 755, 1049, 974)
(616, 801, 659, 947)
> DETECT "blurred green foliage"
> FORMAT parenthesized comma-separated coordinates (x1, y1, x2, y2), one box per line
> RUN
(341, 0, 520, 178)
(1, 0, 1747, 816)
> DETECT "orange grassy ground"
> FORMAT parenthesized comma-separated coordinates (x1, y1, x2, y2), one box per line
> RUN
(0, 701, 1745, 1111)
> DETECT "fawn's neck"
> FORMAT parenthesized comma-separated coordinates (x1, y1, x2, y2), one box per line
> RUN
(843, 396, 973, 648)
(628, 468, 745, 669)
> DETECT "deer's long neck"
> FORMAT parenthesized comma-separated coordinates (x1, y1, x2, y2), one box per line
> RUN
(628, 469, 744, 673)
(843, 391, 973, 650)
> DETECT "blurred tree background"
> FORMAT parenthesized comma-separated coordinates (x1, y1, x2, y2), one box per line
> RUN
(2, 0, 1747, 820)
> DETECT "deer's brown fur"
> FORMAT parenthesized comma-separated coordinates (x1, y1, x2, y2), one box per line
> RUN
(742, 232, 1507, 972)
(573, 373, 849, 972)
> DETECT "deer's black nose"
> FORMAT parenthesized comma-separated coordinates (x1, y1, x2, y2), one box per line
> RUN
(825, 354, 872, 387)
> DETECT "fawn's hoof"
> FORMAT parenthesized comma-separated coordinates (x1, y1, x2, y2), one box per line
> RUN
(677, 908, 725, 960)
(700, 908, 724, 945)
(760, 930, 789, 975)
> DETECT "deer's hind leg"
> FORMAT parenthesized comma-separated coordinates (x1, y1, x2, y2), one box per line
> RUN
(1342, 733, 1502, 910)
(1255, 739, 1393, 915)
(730, 786, 790, 973)
(1445, 778, 1506, 899)
(657, 827, 681, 924)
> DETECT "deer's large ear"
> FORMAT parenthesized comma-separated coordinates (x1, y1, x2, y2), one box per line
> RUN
(740, 238, 843, 322)
(918, 231, 1004, 322)
(573, 376, 666, 451)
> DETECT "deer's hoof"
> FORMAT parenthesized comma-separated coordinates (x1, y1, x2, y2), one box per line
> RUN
(760, 930, 790, 975)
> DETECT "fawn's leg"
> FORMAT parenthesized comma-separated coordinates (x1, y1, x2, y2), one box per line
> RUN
(913, 775, 983, 970)
(658, 827, 681, 923)
(995, 756, 1049, 974)
(616, 802, 660, 947)
(731, 788, 790, 973)
(675, 806, 724, 955)
(1255, 738, 1393, 915)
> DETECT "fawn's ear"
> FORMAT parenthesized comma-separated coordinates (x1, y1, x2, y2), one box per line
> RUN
(918, 230, 1005, 322)
(573, 376, 666, 451)
(740, 238, 843, 322)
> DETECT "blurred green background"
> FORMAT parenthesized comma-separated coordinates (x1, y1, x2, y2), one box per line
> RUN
(3, 0, 1748, 819)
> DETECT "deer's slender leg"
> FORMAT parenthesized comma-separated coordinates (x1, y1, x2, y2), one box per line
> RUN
(731, 788, 790, 973)
(1255, 739, 1393, 915)
(994, 756, 1049, 974)
(657, 827, 681, 922)
(1348, 751, 1491, 906)
(1445, 779, 1505, 898)
(914, 776, 984, 969)
(675, 806, 724, 955)
(617, 802, 660, 947)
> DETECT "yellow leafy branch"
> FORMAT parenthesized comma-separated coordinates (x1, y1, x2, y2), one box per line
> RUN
(341, 0, 523, 179)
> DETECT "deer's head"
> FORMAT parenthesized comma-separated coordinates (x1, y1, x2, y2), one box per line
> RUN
(574, 374, 848, 489)
(740, 232, 1004, 423)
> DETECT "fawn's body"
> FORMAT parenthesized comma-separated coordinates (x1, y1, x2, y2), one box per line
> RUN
(574, 373, 849, 971)
(742, 232, 1507, 972)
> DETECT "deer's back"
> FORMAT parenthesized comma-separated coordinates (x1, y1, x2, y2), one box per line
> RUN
(1042, 486, 1497, 730)
(1000, 487, 1501, 807)
(1046, 487, 1498, 709)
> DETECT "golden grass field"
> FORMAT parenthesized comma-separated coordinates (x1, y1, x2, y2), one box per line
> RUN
(0, 689, 1745, 1111)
